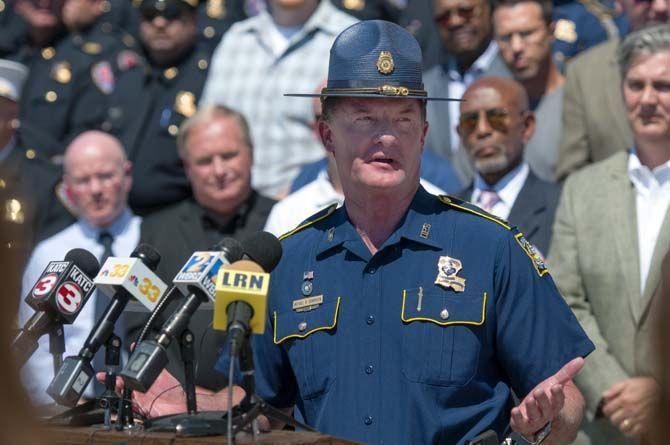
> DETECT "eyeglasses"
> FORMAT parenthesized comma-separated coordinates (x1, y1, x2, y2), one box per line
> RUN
(139, 2, 185, 21)
(458, 108, 511, 134)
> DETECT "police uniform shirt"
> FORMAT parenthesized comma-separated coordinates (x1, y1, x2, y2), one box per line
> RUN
(217, 186, 595, 444)
(18, 23, 139, 159)
(101, 45, 211, 214)
(0, 0, 28, 58)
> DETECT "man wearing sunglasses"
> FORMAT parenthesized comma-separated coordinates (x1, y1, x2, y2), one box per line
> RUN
(455, 76, 560, 257)
(557, 0, 669, 181)
(422, 0, 512, 184)
(95, 0, 212, 215)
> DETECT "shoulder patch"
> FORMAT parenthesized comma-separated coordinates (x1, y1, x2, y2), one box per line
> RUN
(514, 232, 549, 277)
(279, 204, 338, 241)
(437, 195, 511, 230)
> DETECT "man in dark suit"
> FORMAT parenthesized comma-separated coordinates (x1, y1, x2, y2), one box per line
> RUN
(423, 0, 512, 183)
(455, 76, 560, 255)
(124, 104, 275, 390)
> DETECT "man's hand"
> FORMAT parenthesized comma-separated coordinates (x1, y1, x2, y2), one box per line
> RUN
(601, 377, 660, 438)
(510, 357, 585, 440)
(96, 369, 245, 418)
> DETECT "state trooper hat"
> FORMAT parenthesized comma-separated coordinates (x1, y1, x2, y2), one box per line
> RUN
(138, 0, 198, 17)
(286, 20, 456, 101)
(0, 59, 28, 103)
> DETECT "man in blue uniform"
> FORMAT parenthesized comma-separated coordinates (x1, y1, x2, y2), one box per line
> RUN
(124, 19, 594, 445)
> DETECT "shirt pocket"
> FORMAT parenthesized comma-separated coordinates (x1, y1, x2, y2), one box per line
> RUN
(273, 297, 341, 399)
(400, 288, 488, 387)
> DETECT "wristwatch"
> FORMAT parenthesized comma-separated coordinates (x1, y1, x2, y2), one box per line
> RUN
(524, 421, 552, 445)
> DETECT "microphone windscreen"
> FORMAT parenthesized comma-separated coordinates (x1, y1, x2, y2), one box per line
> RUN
(212, 237, 244, 263)
(64, 248, 101, 277)
(132, 243, 161, 271)
(241, 231, 282, 273)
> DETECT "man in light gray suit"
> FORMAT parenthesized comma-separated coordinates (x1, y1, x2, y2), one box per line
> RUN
(549, 25, 670, 445)
(424, 0, 511, 183)
(555, 0, 669, 181)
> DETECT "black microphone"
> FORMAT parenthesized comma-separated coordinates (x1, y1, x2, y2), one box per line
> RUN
(47, 244, 163, 406)
(121, 238, 245, 393)
(12, 249, 101, 367)
(214, 232, 282, 357)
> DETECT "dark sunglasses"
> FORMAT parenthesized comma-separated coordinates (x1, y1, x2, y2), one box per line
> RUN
(434, 5, 478, 25)
(458, 108, 511, 134)
(139, 2, 186, 21)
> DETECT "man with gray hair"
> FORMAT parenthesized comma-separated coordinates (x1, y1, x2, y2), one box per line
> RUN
(128, 104, 275, 390)
(550, 24, 670, 445)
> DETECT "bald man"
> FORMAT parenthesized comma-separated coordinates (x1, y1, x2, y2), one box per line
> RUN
(18, 130, 141, 405)
(455, 76, 561, 256)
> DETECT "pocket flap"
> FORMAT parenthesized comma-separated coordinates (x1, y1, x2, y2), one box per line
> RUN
(274, 297, 341, 344)
(401, 289, 487, 326)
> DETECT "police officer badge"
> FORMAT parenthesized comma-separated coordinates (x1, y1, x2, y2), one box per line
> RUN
(434, 256, 466, 292)
(175, 91, 197, 117)
(51, 62, 72, 84)
(376, 51, 394, 75)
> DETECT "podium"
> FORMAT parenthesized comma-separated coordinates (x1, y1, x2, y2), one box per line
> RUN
(43, 426, 361, 444)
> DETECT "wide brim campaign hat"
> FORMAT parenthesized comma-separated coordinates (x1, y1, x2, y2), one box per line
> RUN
(0, 59, 28, 102)
(286, 20, 457, 101)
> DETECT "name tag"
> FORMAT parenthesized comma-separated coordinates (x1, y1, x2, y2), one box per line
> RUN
(292, 294, 324, 312)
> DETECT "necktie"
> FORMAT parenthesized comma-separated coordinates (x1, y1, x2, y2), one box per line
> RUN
(478, 189, 501, 212)
(92, 231, 115, 394)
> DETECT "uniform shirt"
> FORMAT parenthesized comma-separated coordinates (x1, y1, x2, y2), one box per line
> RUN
(216, 186, 594, 444)
(471, 163, 529, 221)
(200, 0, 357, 197)
(17, 23, 139, 160)
(19, 209, 140, 405)
(100, 45, 211, 213)
(628, 150, 670, 294)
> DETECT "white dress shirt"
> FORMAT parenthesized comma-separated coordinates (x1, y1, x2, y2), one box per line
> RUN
(471, 162, 529, 221)
(19, 209, 141, 405)
(628, 150, 670, 293)
(446, 41, 500, 153)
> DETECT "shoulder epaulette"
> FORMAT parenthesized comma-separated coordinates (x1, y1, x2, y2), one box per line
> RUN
(279, 203, 338, 241)
(437, 195, 511, 230)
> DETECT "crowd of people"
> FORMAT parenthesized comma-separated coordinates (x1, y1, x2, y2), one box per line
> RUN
(2, 0, 670, 443)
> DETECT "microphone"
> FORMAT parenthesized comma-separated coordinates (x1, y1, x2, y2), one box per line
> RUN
(213, 232, 282, 356)
(12, 249, 101, 367)
(47, 244, 165, 406)
(120, 238, 245, 393)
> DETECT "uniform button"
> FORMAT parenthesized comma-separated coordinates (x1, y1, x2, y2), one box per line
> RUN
(168, 124, 179, 136)
(368, 267, 376, 274)
(45, 91, 57, 102)
(25, 149, 36, 159)
(204, 26, 215, 38)
(298, 321, 307, 332)
(365, 365, 374, 375)
(366, 314, 375, 325)
(198, 59, 208, 70)
(363, 416, 373, 425)
(440, 308, 449, 320)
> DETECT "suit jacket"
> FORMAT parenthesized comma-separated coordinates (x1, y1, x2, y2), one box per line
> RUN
(549, 151, 667, 445)
(456, 170, 561, 256)
(556, 39, 633, 181)
(423, 52, 512, 184)
(123, 192, 275, 390)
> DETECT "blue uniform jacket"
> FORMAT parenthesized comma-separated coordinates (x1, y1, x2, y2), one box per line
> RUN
(217, 186, 594, 444)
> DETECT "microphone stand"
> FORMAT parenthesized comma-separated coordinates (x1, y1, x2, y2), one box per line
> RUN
(48, 323, 65, 374)
(46, 335, 124, 427)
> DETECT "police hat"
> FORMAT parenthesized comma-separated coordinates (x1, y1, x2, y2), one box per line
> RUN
(286, 20, 455, 101)
(0, 59, 28, 103)
(138, 0, 198, 15)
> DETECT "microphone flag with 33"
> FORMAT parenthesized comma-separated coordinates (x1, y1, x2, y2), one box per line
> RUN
(213, 231, 282, 356)
(120, 238, 244, 393)
(12, 248, 101, 368)
(47, 244, 165, 406)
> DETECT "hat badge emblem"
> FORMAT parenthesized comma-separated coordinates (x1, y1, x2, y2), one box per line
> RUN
(376, 51, 394, 75)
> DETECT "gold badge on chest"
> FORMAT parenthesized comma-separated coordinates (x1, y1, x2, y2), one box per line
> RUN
(434, 256, 466, 292)
(206, 0, 226, 18)
(51, 61, 72, 84)
(343, 0, 364, 10)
